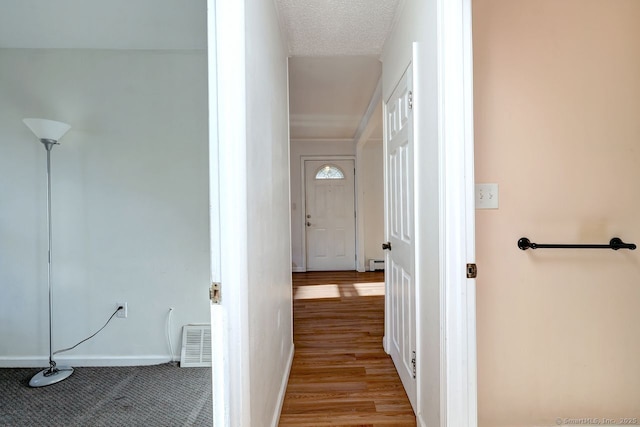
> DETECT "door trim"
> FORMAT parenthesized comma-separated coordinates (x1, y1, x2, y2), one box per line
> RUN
(299, 155, 357, 272)
(210, 0, 250, 425)
(435, 0, 477, 425)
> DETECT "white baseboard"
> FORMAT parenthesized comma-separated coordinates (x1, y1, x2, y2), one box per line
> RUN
(291, 267, 306, 273)
(271, 343, 295, 427)
(0, 355, 176, 368)
(417, 413, 427, 427)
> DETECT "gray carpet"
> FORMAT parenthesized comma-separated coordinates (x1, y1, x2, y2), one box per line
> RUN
(0, 364, 212, 427)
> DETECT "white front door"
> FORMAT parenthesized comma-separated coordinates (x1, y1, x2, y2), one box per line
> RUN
(304, 159, 356, 271)
(384, 64, 417, 412)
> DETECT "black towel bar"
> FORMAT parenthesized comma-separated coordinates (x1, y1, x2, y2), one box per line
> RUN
(518, 237, 636, 251)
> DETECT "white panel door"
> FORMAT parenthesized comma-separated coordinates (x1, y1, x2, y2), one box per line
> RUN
(305, 159, 356, 271)
(384, 64, 416, 412)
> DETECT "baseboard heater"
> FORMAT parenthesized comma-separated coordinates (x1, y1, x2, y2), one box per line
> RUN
(180, 324, 212, 367)
(369, 259, 385, 271)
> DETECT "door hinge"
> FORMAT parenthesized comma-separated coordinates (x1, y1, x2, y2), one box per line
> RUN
(408, 91, 413, 110)
(209, 282, 221, 304)
(466, 263, 477, 279)
(411, 350, 416, 378)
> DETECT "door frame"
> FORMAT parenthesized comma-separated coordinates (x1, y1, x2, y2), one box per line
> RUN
(210, 0, 477, 424)
(299, 155, 357, 272)
(435, 0, 477, 425)
(209, 0, 250, 425)
(426, 0, 477, 424)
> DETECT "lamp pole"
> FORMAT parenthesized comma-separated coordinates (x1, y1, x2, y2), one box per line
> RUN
(44, 139, 57, 375)
(23, 118, 74, 387)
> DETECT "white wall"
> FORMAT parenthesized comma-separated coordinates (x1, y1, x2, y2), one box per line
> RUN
(360, 140, 385, 267)
(289, 140, 356, 271)
(289, 139, 384, 272)
(381, 0, 440, 425)
(245, 0, 294, 425)
(0, 49, 209, 366)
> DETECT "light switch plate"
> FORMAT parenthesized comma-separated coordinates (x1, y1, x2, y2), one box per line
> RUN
(475, 183, 499, 209)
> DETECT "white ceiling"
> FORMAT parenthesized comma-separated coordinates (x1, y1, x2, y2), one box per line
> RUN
(289, 57, 382, 141)
(0, 0, 399, 142)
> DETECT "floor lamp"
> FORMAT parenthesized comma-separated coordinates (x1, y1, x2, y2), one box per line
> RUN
(23, 118, 74, 388)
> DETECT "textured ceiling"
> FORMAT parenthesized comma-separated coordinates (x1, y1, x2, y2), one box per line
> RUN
(280, 1, 400, 142)
(275, 0, 402, 56)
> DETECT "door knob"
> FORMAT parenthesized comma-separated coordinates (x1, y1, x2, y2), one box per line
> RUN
(306, 222, 311, 227)
(382, 242, 392, 251)
(306, 214, 311, 218)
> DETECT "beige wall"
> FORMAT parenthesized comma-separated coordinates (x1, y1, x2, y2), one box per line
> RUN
(474, 1, 640, 425)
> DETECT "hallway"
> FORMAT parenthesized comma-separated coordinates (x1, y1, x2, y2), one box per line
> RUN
(279, 271, 416, 426)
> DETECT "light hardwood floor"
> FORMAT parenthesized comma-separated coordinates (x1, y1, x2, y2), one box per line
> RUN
(279, 271, 416, 427)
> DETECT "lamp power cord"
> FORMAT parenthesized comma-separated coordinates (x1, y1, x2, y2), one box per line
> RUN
(53, 306, 122, 355)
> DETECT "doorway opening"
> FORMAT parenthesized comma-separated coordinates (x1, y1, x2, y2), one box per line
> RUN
(288, 56, 384, 273)
(302, 158, 357, 271)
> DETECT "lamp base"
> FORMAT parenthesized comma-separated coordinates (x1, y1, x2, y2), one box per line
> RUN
(28, 365, 74, 388)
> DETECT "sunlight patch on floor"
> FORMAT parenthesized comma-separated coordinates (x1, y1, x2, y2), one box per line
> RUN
(352, 282, 385, 296)
(294, 281, 385, 299)
(294, 284, 341, 300)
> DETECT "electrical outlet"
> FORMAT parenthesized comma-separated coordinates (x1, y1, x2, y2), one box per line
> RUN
(117, 302, 128, 318)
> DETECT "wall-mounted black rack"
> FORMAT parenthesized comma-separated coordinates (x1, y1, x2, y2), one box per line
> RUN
(518, 237, 636, 251)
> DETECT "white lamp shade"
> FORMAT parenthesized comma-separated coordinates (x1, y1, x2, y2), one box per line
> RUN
(23, 118, 71, 142)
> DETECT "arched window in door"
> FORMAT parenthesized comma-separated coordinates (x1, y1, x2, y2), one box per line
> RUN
(315, 164, 345, 180)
